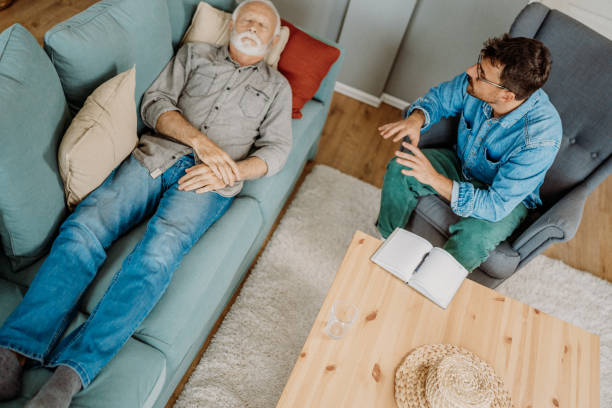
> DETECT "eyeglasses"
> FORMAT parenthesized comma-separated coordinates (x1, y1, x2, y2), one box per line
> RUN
(476, 54, 511, 91)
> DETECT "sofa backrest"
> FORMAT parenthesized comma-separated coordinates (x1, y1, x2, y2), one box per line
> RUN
(44, 0, 175, 134)
(0, 24, 70, 271)
(510, 3, 612, 205)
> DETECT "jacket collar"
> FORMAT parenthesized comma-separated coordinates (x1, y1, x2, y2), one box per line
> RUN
(482, 89, 542, 128)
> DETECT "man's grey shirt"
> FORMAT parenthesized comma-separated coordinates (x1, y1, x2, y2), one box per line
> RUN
(135, 42, 293, 196)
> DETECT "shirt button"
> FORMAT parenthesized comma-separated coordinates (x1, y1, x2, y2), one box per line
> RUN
(214, 106, 219, 110)
(569, 138, 576, 145)
(204, 125, 209, 130)
(591, 152, 599, 159)
(226, 87, 230, 90)
(256, 93, 260, 96)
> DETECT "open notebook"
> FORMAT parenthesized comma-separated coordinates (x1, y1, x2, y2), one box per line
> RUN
(370, 228, 468, 309)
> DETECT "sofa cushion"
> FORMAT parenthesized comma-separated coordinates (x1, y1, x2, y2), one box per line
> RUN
(239, 100, 325, 225)
(59, 66, 138, 209)
(166, 0, 235, 49)
(0, 24, 70, 271)
(44, 0, 173, 134)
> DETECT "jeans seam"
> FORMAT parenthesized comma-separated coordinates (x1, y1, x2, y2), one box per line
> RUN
(0, 342, 44, 363)
(48, 359, 90, 387)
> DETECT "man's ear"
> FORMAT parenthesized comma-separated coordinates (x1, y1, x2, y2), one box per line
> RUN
(228, 20, 233, 33)
(271, 33, 280, 47)
(501, 90, 516, 103)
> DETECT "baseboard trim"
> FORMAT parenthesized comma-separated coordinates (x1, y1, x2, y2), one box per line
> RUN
(334, 82, 409, 111)
(334, 82, 381, 107)
(381, 93, 409, 110)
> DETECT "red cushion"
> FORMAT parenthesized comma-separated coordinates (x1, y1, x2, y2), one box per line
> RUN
(278, 20, 340, 119)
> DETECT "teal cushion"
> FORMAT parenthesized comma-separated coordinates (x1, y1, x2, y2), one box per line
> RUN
(167, 0, 235, 49)
(0, 279, 24, 326)
(43, 0, 173, 133)
(239, 100, 325, 225)
(0, 24, 70, 271)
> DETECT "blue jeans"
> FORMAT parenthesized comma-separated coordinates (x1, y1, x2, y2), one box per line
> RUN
(0, 154, 233, 388)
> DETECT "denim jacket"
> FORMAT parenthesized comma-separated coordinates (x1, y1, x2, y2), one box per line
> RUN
(406, 73, 562, 222)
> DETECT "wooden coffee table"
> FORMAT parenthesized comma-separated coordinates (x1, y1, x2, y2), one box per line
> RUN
(276, 231, 599, 408)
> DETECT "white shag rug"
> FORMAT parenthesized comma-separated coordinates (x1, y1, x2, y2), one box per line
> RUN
(174, 164, 611, 407)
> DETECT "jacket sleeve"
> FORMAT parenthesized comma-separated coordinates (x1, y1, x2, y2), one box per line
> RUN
(404, 73, 468, 132)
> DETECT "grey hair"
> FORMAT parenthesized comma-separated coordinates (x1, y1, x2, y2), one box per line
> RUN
(232, 0, 281, 37)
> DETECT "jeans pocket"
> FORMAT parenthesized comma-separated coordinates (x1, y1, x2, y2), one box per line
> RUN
(239, 85, 270, 118)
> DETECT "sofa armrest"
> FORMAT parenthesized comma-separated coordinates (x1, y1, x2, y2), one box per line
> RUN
(513, 155, 612, 257)
(401, 115, 459, 151)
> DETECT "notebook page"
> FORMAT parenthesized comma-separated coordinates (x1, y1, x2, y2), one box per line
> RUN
(370, 228, 433, 282)
(408, 247, 468, 309)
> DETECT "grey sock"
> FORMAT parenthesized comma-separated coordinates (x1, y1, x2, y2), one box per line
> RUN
(0, 347, 23, 401)
(25, 365, 82, 408)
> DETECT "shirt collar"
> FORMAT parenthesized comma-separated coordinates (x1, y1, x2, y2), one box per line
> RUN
(218, 45, 265, 71)
(482, 89, 542, 128)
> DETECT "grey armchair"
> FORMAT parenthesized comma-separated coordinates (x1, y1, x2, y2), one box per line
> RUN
(403, 2, 612, 288)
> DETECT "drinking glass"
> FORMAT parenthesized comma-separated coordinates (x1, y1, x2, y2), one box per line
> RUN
(325, 300, 358, 339)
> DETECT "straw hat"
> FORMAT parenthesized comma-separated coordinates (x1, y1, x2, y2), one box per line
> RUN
(395, 344, 511, 408)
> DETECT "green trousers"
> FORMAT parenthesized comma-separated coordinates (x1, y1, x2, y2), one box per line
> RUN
(377, 148, 528, 272)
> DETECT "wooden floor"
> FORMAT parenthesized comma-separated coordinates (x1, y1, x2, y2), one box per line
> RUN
(1, 0, 610, 281)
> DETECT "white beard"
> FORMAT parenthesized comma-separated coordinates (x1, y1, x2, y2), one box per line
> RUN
(230, 29, 270, 57)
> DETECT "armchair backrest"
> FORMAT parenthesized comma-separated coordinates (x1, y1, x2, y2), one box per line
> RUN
(510, 2, 612, 206)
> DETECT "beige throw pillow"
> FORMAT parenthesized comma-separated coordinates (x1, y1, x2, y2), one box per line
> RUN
(182, 2, 289, 69)
(58, 66, 138, 209)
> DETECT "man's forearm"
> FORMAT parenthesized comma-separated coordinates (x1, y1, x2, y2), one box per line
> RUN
(429, 174, 453, 201)
(155, 110, 206, 148)
(237, 157, 268, 181)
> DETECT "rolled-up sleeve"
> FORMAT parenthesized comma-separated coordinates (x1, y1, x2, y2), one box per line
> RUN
(141, 43, 191, 131)
(405, 73, 469, 132)
(249, 80, 292, 177)
(450, 143, 559, 221)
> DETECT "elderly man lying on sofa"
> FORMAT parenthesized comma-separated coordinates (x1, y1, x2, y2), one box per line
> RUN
(0, 0, 291, 406)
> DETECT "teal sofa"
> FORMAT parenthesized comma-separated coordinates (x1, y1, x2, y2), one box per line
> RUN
(0, 0, 343, 406)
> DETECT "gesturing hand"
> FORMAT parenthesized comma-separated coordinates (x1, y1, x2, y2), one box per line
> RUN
(178, 164, 227, 194)
(192, 137, 240, 186)
(395, 142, 441, 186)
(378, 109, 425, 146)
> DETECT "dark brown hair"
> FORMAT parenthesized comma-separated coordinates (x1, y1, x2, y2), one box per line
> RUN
(481, 34, 552, 100)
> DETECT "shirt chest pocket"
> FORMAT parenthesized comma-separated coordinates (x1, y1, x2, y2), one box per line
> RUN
(184, 72, 215, 97)
(240, 85, 270, 118)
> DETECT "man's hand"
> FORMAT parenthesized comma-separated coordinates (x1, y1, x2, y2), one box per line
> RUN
(395, 142, 453, 200)
(155, 111, 240, 186)
(378, 109, 426, 145)
(178, 164, 227, 194)
(192, 138, 240, 187)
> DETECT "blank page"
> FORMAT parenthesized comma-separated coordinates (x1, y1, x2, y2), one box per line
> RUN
(408, 247, 468, 309)
(370, 228, 433, 282)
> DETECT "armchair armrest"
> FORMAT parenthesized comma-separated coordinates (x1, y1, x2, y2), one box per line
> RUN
(404, 115, 459, 150)
(513, 156, 612, 262)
